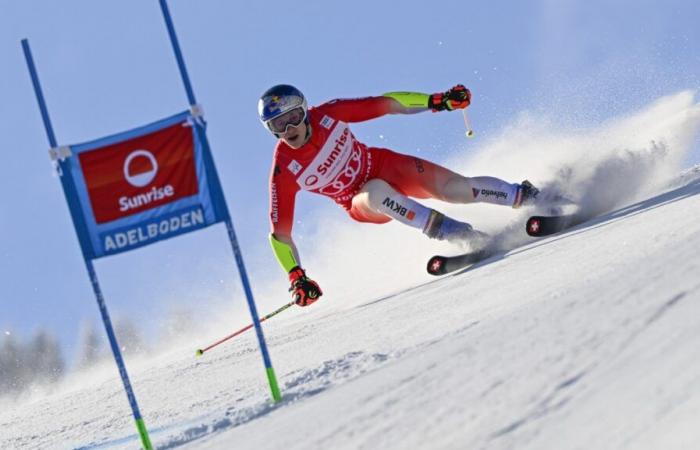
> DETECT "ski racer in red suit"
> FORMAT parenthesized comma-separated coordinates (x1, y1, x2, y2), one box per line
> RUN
(260, 84, 539, 307)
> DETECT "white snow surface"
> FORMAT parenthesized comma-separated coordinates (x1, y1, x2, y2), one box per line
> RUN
(2, 92, 700, 449)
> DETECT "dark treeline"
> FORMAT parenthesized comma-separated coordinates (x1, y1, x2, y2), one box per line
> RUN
(0, 330, 65, 397)
(1, 318, 146, 399)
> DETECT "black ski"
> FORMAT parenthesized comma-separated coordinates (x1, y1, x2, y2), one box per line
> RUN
(526, 214, 576, 237)
(427, 249, 491, 276)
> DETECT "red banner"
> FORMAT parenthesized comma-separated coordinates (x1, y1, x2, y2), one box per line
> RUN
(79, 122, 199, 224)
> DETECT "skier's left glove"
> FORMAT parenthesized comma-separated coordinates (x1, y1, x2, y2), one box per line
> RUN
(288, 266, 323, 307)
(429, 84, 471, 112)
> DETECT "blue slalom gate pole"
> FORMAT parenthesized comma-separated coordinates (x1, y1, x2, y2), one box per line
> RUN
(223, 220, 282, 400)
(21, 40, 57, 148)
(158, 0, 282, 401)
(83, 261, 153, 448)
(21, 39, 153, 450)
(159, 0, 196, 106)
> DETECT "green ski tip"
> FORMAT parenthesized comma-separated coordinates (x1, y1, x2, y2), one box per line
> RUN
(195, 349, 203, 357)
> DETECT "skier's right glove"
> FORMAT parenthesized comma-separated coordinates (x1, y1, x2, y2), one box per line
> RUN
(429, 84, 471, 112)
(288, 267, 323, 307)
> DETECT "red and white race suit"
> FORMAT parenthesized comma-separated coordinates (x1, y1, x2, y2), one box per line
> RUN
(269, 96, 459, 237)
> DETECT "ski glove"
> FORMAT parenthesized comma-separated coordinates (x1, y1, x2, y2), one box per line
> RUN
(429, 84, 471, 112)
(289, 267, 323, 307)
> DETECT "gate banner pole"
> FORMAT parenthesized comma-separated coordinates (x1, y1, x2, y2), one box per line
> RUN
(159, 0, 197, 106)
(158, 0, 283, 402)
(21, 39, 57, 148)
(84, 260, 153, 449)
(225, 218, 282, 402)
(21, 38, 153, 450)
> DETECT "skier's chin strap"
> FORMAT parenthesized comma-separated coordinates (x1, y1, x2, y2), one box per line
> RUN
(269, 233, 299, 273)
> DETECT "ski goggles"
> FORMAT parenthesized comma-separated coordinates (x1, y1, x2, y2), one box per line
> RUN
(265, 106, 307, 134)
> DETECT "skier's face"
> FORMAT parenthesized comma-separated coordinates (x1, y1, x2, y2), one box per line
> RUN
(279, 120, 308, 149)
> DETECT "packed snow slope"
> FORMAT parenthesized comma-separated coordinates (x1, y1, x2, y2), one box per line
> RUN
(2, 92, 700, 449)
(3, 168, 699, 450)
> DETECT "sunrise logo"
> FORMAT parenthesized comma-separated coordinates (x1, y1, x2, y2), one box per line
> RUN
(123, 150, 158, 187)
(119, 149, 175, 212)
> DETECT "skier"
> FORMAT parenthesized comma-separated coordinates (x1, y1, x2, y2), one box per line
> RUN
(260, 84, 539, 306)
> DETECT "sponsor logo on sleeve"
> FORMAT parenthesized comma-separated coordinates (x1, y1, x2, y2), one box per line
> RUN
(270, 181, 279, 223)
(320, 115, 335, 130)
(414, 158, 425, 173)
(288, 160, 303, 175)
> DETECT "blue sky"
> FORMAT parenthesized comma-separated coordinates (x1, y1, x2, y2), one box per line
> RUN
(1, 0, 699, 362)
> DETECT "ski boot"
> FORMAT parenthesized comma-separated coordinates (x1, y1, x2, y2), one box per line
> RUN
(423, 210, 489, 248)
(512, 180, 540, 209)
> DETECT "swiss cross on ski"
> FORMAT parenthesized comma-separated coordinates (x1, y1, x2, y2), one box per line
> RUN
(526, 214, 577, 237)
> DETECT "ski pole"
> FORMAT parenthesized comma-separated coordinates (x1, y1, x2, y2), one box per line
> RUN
(462, 109, 474, 138)
(195, 300, 295, 356)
